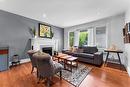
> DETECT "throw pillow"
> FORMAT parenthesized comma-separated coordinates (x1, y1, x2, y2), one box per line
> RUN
(72, 47, 78, 52)
(77, 48, 83, 53)
(69, 47, 73, 52)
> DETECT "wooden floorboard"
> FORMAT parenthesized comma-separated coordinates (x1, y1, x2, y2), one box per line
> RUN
(0, 62, 130, 87)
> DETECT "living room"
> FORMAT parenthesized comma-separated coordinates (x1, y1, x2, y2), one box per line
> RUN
(0, 0, 130, 87)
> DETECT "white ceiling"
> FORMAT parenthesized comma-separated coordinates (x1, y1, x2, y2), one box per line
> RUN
(0, 0, 130, 28)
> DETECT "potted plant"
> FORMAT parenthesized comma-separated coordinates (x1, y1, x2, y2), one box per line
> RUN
(29, 27, 36, 38)
(50, 30, 54, 38)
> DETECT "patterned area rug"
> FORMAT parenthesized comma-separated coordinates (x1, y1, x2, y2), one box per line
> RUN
(57, 63, 93, 87)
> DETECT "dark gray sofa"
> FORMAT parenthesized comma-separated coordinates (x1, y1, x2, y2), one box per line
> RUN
(62, 46, 103, 66)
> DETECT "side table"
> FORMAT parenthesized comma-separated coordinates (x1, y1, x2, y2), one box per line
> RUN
(104, 49, 123, 69)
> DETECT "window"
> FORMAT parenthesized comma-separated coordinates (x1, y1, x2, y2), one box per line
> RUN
(69, 32, 74, 47)
(79, 31, 88, 46)
(96, 26, 106, 49)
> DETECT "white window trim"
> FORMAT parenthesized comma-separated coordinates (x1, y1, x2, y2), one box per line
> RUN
(94, 24, 108, 51)
(67, 24, 108, 49)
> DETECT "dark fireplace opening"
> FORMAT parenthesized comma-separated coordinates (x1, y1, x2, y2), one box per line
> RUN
(42, 47, 52, 56)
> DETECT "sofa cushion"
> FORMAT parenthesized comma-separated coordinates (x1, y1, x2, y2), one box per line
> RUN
(72, 46, 78, 52)
(63, 50, 74, 55)
(77, 48, 84, 53)
(76, 53, 94, 59)
(82, 46, 98, 54)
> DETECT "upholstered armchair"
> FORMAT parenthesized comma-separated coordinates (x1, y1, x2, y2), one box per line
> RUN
(27, 50, 37, 73)
(33, 51, 63, 87)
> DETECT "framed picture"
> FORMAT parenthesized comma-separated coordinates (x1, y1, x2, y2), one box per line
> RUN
(128, 22, 130, 33)
(38, 23, 52, 38)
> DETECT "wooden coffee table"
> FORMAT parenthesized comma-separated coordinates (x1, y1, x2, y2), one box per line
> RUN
(64, 57, 78, 72)
(53, 53, 68, 61)
(53, 53, 78, 72)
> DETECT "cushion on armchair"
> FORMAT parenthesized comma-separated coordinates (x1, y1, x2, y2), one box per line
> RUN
(33, 51, 63, 77)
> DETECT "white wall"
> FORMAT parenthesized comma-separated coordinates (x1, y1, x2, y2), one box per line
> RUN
(124, 44, 130, 76)
(0, 10, 64, 61)
(64, 14, 125, 64)
(125, 7, 130, 76)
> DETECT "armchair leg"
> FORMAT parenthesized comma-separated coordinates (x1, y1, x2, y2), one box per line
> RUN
(37, 70, 39, 78)
(37, 76, 42, 84)
(31, 66, 34, 73)
(60, 70, 62, 80)
(47, 77, 51, 87)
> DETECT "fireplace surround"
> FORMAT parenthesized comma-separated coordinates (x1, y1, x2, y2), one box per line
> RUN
(31, 38, 58, 55)
(42, 47, 52, 56)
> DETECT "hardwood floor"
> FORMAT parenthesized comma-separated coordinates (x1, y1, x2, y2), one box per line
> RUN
(0, 62, 130, 87)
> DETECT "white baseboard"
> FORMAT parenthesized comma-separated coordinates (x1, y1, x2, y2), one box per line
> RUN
(127, 66, 130, 76)
(20, 58, 30, 63)
(9, 58, 30, 66)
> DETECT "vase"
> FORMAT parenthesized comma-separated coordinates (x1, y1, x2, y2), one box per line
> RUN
(34, 36, 37, 38)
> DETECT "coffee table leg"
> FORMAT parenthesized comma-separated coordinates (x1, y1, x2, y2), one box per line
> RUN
(76, 59, 78, 68)
(70, 61, 72, 72)
(58, 58, 59, 62)
(64, 60, 66, 69)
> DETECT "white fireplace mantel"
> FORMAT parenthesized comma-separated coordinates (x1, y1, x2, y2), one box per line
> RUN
(31, 38, 58, 51)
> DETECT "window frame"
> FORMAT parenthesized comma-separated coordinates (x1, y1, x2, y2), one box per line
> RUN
(95, 26, 107, 50)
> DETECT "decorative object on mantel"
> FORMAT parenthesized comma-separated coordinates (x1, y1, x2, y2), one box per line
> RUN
(54, 51, 58, 56)
(28, 26, 36, 38)
(38, 23, 53, 38)
(50, 30, 54, 38)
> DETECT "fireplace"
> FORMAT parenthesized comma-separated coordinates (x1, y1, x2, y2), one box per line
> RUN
(31, 38, 59, 52)
(42, 47, 52, 56)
